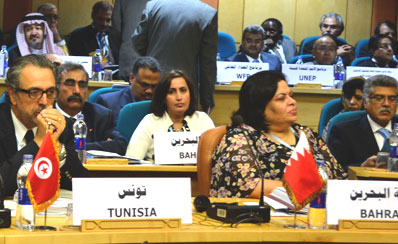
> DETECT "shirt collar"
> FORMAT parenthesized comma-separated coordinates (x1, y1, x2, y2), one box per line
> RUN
(367, 114, 392, 133)
(55, 102, 81, 120)
(245, 54, 262, 63)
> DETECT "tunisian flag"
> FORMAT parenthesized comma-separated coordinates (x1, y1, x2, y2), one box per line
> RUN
(26, 131, 60, 213)
(282, 130, 325, 211)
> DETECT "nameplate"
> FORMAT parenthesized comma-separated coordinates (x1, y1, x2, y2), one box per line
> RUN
(72, 178, 192, 225)
(154, 132, 201, 164)
(346, 66, 398, 80)
(327, 180, 398, 225)
(216, 61, 269, 84)
(60, 56, 93, 78)
(282, 64, 334, 87)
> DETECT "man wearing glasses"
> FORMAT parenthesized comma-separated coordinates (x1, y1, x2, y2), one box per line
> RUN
(328, 75, 398, 171)
(0, 55, 88, 196)
(305, 35, 337, 65)
(226, 25, 281, 71)
(55, 62, 127, 155)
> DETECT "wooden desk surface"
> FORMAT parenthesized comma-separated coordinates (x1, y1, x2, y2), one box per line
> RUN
(348, 166, 398, 180)
(84, 164, 197, 173)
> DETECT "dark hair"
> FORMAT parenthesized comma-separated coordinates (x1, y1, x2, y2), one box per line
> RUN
(368, 34, 394, 53)
(37, 3, 56, 13)
(56, 62, 89, 87)
(319, 12, 344, 33)
(92, 1, 113, 15)
(132, 56, 161, 75)
(151, 70, 197, 117)
(374, 20, 397, 35)
(231, 71, 286, 132)
(342, 77, 365, 99)
(261, 18, 283, 34)
(242, 25, 265, 41)
(363, 75, 398, 103)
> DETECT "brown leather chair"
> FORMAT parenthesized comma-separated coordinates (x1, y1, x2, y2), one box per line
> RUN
(197, 126, 227, 196)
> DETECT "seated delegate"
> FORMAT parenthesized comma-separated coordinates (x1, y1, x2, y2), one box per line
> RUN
(125, 70, 215, 161)
(356, 34, 398, 68)
(209, 71, 346, 198)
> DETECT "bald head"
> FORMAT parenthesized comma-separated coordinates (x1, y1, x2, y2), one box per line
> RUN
(312, 36, 337, 65)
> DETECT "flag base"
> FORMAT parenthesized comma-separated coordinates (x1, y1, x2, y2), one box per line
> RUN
(283, 223, 306, 229)
(35, 225, 56, 231)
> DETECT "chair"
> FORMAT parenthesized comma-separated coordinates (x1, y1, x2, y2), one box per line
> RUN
(282, 34, 291, 40)
(287, 54, 314, 64)
(299, 36, 347, 55)
(88, 86, 125, 103)
(116, 100, 152, 141)
(318, 98, 343, 136)
(6, 43, 17, 53)
(197, 126, 227, 196)
(354, 38, 369, 58)
(217, 32, 236, 60)
(0, 91, 7, 103)
(350, 56, 371, 66)
(326, 110, 366, 143)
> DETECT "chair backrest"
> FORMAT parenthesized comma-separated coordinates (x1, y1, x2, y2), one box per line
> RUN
(318, 98, 344, 136)
(116, 100, 152, 141)
(288, 54, 314, 64)
(217, 32, 236, 60)
(197, 126, 227, 196)
(326, 110, 367, 143)
(282, 34, 291, 40)
(88, 86, 124, 103)
(0, 91, 7, 103)
(299, 35, 347, 55)
(354, 38, 369, 58)
(351, 56, 371, 66)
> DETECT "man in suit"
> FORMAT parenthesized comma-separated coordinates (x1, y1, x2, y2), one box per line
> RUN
(132, 0, 217, 113)
(328, 75, 398, 171)
(111, 0, 149, 82)
(97, 56, 161, 122)
(305, 35, 337, 65)
(226, 25, 281, 71)
(55, 62, 127, 155)
(261, 18, 297, 64)
(68, 1, 115, 65)
(0, 54, 88, 197)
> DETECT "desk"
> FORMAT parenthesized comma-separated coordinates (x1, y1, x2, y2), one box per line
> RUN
(84, 164, 199, 196)
(348, 166, 398, 180)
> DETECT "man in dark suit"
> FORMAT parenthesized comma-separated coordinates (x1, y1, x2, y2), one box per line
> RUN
(0, 55, 89, 196)
(68, 1, 115, 64)
(55, 62, 127, 155)
(97, 56, 161, 122)
(132, 0, 217, 113)
(261, 18, 297, 64)
(328, 75, 398, 171)
(226, 25, 281, 71)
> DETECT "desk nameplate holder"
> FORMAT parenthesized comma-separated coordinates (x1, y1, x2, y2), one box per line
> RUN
(339, 219, 398, 231)
(81, 218, 181, 232)
(295, 83, 323, 89)
(85, 158, 128, 165)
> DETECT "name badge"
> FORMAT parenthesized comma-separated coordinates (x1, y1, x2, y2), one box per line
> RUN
(346, 66, 398, 80)
(60, 56, 93, 78)
(73, 178, 192, 225)
(154, 132, 201, 164)
(327, 180, 398, 225)
(282, 64, 334, 87)
(217, 61, 269, 84)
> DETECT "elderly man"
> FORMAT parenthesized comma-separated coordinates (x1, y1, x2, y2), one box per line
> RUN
(0, 55, 88, 196)
(9, 13, 65, 66)
(68, 1, 114, 64)
(261, 18, 297, 63)
(97, 56, 161, 122)
(305, 35, 337, 65)
(226, 25, 281, 71)
(328, 75, 398, 170)
(55, 62, 127, 155)
(37, 3, 69, 55)
(302, 13, 354, 65)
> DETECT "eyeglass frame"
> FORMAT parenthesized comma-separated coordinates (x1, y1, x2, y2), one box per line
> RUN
(16, 87, 58, 99)
(136, 78, 157, 90)
(369, 95, 398, 104)
(61, 78, 89, 89)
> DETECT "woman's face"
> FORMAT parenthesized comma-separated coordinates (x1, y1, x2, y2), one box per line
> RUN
(166, 77, 190, 116)
(373, 37, 393, 65)
(264, 81, 298, 127)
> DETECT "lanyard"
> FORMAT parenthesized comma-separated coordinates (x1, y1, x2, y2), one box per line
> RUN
(168, 120, 190, 132)
(268, 127, 298, 150)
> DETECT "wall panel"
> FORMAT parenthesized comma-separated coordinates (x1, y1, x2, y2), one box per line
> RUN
(218, 0, 244, 45)
(31, 0, 58, 12)
(345, 0, 372, 46)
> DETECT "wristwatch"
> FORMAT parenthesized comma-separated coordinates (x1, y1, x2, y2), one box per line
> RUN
(59, 144, 67, 167)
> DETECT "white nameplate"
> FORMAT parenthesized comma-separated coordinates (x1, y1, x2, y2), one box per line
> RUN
(282, 64, 334, 87)
(327, 180, 398, 225)
(72, 178, 192, 225)
(59, 56, 93, 78)
(217, 61, 269, 84)
(346, 66, 398, 80)
(154, 132, 201, 164)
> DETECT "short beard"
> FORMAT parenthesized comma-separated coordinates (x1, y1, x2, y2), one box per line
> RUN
(29, 41, 42, 50)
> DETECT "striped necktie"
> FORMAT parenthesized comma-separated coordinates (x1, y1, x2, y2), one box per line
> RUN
(377, 128, 391, 152)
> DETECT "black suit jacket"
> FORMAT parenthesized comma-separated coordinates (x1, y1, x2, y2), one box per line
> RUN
(0, 103, 89, 196)
(225, 52, 282, 71)
(82, 102, 127, 155)
(96, 86, 135, 123)
(327, 114, 398, 171)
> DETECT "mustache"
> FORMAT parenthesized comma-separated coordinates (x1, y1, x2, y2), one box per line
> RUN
(378, 107, 392, 114)
(67, 94, 83, 102)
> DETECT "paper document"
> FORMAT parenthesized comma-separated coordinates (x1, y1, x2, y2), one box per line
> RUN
(86, 150, 152, 164)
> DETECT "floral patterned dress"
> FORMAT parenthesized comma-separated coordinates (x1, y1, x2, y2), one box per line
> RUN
(209, 123, 346, 198)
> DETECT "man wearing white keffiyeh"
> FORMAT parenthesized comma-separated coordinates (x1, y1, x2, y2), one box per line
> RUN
(9, 13, 65, 66)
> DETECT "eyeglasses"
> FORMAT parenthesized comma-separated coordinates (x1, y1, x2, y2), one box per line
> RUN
(63, 79, 88, 89)
(244, 38, 263, 45)
(369, 95, 398, 104)
(17, 87, 57, 99)
(136, 79, 156, 90)
(316, 46, 337, 52)
(378, 44, 393, 50)
(321, 24, 338, 29)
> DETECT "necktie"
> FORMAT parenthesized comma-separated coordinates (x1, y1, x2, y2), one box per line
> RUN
(24, 130, 34, 144)
(252, 59, 259, 63)
(97, 32, 109, 61)
(377, 128, 391, 152)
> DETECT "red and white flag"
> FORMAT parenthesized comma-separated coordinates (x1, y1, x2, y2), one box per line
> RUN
(26, 131, 60, 213)
(282, 130, 325, 211)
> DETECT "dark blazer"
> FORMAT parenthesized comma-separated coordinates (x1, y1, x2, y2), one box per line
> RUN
(82, 102, 127, 155)
(226, 52, 282, 71)
(264, 38, 297, 63)
(356, 58, 398, 68)
(327, 114, 398, 171)
(96, 86, 135, 122)
(0, 103, 89, 197)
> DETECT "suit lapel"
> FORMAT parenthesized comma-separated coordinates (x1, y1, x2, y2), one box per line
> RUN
(358, 116, 379, 153)
(0, 104, 18, 159)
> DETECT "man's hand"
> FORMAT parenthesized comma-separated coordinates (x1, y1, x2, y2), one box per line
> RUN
(35, 108, 66, 147)
(361, 155, 377, 168)
(48, 24, 63, 43)
(264, 38, 275, 47)
(337, 44, 355, 62)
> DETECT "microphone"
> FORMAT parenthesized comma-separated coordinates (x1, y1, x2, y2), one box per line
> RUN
(0, 174, 11, 228)
(194, 195, 211, 213)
